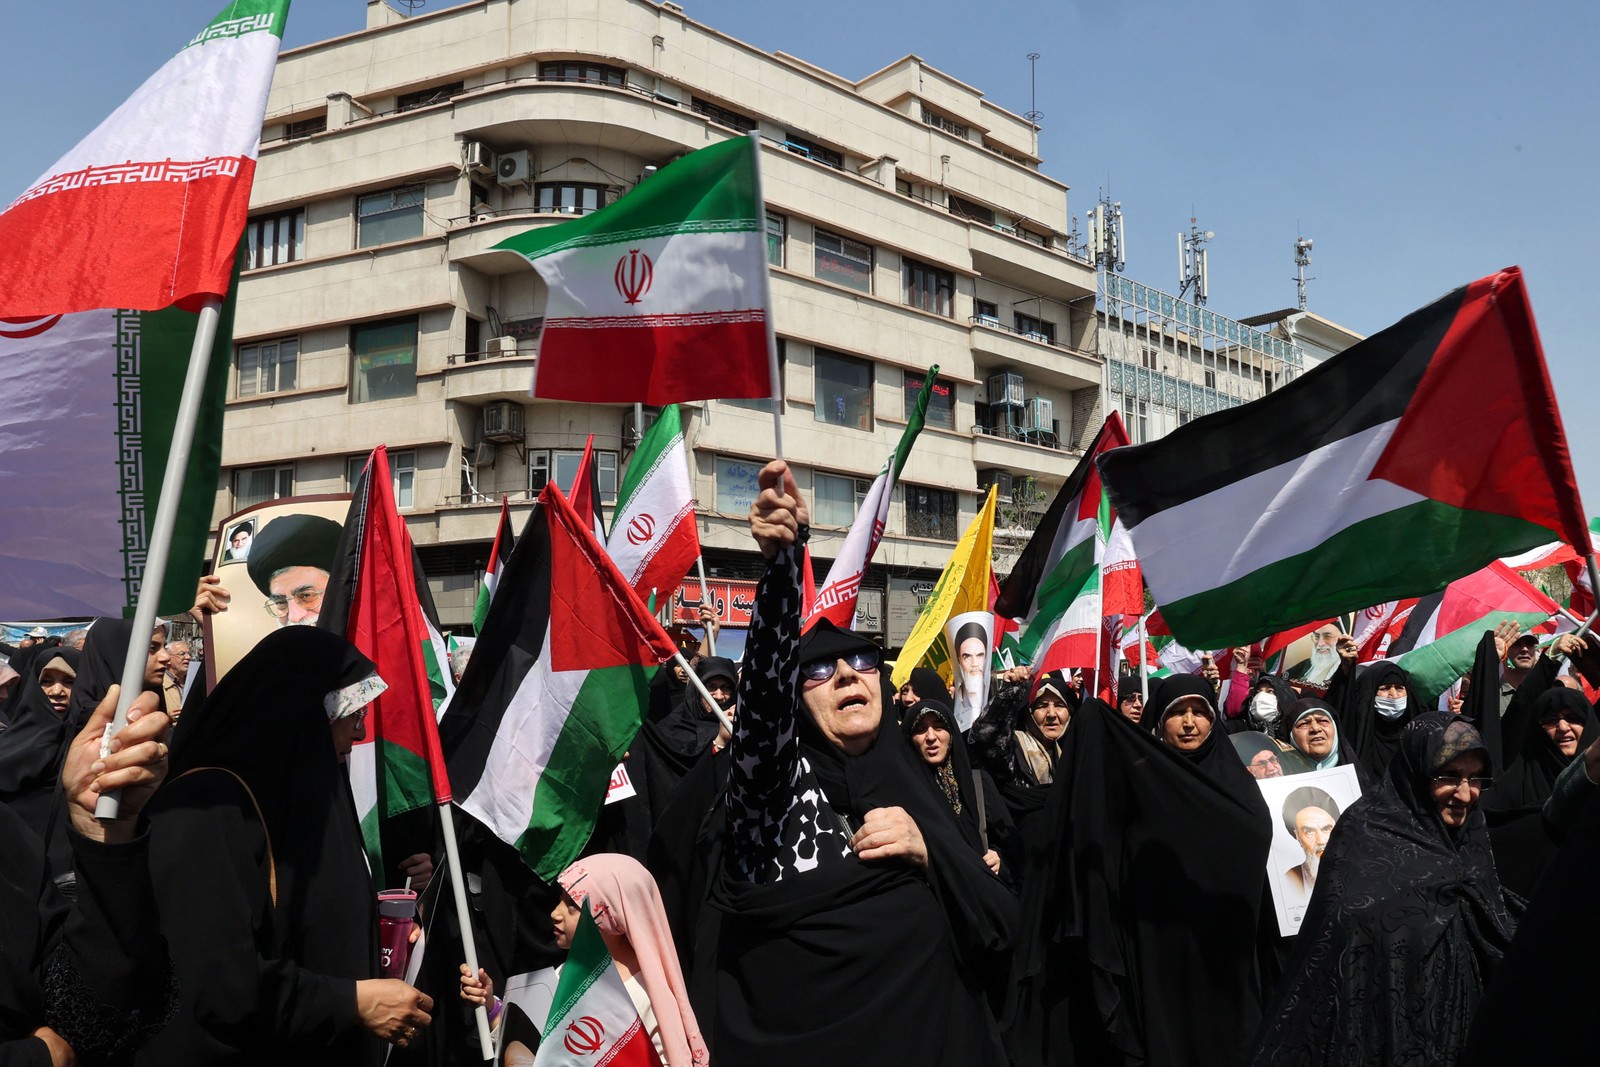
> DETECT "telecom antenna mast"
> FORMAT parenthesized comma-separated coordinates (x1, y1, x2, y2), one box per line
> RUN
(1177, 217, 1213, 305)
(1024, 53, 1043, 156)
(1294, 236, 1314, 310)
(1088, 194, 1126, 273)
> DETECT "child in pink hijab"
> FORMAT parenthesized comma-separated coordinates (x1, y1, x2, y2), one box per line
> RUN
(461, 853, 709, 1066)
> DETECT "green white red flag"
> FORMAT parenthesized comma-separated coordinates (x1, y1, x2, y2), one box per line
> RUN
(534, 903, 662, 1067)
(607, 405, 700, 600)
(1100, 267, 1591, 650)
(0, 0, 288, 316)
(320, 446, 453, 869)
(806, 367, 939, 630)
(473, 496, 514, 635)
(494, 136, 771, 405)
(444, 484, 678, 881)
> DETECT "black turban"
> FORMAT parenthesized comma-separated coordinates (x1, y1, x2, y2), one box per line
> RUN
(245, 514, 342, 595)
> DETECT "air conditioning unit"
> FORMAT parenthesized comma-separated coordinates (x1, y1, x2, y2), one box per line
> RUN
(488, 335, 519, 356)
(986, 371, 1024, 408)
(497, 149, 531, 186)
(1021, 396, 1054, 434)
(464, 141, 496, 175)
(977, 468, 1014, 502)
(481, 400, 525, 442)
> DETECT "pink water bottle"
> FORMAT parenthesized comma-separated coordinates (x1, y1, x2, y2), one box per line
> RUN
(377, 889, 418, 979)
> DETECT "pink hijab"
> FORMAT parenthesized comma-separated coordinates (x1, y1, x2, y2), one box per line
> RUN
(558, 854, 709, 1067)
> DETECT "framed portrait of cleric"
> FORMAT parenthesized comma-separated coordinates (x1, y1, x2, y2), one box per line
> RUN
(203, 495, 350, 688)
(1255, 764, 1362, 936)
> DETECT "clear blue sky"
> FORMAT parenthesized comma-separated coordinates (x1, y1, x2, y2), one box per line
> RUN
(6, 1, 1597, 515)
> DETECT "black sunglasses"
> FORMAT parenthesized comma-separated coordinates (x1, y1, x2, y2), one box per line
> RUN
(799, 648, 882, 682)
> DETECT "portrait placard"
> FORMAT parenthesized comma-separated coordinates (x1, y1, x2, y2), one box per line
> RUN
(1256, 763, 1363, 936)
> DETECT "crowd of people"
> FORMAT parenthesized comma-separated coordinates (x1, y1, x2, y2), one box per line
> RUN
(3, 457, 1599, 1065)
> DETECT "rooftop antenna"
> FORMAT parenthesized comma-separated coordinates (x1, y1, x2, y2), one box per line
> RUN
(1024, 54, 1043, 156)
(1088, 190, 1126, 273)
(394, 0, 426, 14)
(1294, 235, 1315, 310)
(1177, 216, 1213, 305)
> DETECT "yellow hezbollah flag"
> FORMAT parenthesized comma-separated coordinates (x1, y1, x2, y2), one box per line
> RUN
(891, 486, 998, 689)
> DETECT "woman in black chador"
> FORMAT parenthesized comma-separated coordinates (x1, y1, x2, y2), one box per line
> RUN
(1251, 713, 1520, 1066)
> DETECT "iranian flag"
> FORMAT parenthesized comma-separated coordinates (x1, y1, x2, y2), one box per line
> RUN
(995, 414, 1131, 674)
(0, 0, 287, 316)
(1100, 267, 1592, 650)
(444, 483, 677, 881)
(1567, 518, 1600, 616)
(1351, 599, 1421, 662)
(608, 405, 699, 600)
(495, 136, 772, 405)
(1387, 560, 1560, 704)
(474, 497, 514, 635)
(0, 300, 236, 619)
(534, 903, 662, 1067)
(806, 367, 939, 630)
(320, 447, 453, 871)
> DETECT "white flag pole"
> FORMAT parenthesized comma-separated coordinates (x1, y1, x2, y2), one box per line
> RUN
(1138, 611, 1150, 704)
(695, 556, 717, 656)
(437, 801, 495, 1061)
(674, 650, 735, 736)
(746, 130, 784, 460)
(97, 297, 221, 820)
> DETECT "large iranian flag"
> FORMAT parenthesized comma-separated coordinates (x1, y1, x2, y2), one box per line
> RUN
(608, 405, 700, 600)
(0, 0, 287, 316)
(534, 903, 662, 1067)
(445, 484, 677, 881)
(806, 367, 939, 630)
(495, 136, 771, 405)
(1100, 267, 1592, 650)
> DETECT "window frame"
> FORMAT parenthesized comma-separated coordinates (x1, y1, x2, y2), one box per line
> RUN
(690, 96, 757, 132)
(766, 211, 786, 268)
(904, 484, 959, 541)
(346, 449, 417, 509)
(534, 182, 608, 216)
(528, 449, 618, 503)
(539, 61, 627, 87)
(813, 229, 873, 294)
(1014, 312, 1056, 345)
(813, 349, 874, 432)
(905, 371, 957, 431)
(236, 336, 300, 399)
(903, 257, 955, 318)
(396, 82, 462, 113)
(245, 208, 306, 270)
(812, 471, 869, 527)
(351, 316, 420, 403)
(232, 464, 294, 512)
(357, 185, 425, 248)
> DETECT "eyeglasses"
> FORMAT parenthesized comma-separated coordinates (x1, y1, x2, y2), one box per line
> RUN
(264, 587, 324, 618)
(799, 648, 882, 682)
(1430, 774, 1493, 791)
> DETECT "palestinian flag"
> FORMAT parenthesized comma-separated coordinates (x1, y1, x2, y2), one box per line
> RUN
(995, 414, 1131, 673)
(807, 366, 939, 629)
(445, 483, 677, 881)
(1100, 267, 1592, 650)
(495, 136, 771, 405)
(1499, 541, 1583, 572)
(473, 496, 514, 635)
(0, 297, 236, 619)
(1388, 561, 1559, 704)
(0, 0, 286, 317)
(569, 434, 608, 543)
(534, 903, 662, 1067)
(320, 447, 454, 871)
(608, 405, 699, 601)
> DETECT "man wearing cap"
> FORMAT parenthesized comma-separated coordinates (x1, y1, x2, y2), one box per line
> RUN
(245, 514, 344, 627)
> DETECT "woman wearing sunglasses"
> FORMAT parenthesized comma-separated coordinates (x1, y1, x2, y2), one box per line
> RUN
(709, 461, 1016, 1067)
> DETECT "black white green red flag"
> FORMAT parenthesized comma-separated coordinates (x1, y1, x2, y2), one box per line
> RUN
(1100, 267, 1591, 650)
(473, 497, 514, 635)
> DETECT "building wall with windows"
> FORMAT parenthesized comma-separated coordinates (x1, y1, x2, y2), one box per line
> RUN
(220, 0, 1101, 638)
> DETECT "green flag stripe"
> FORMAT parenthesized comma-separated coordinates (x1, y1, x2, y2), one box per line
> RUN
(381, 737, 434, 819)
(894, 368, 937, 475)
(189, 0, 289, 46)
(1398, 609, 1551, 705)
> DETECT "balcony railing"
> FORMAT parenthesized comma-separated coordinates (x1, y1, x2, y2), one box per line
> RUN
(975, 422, 1062, 450)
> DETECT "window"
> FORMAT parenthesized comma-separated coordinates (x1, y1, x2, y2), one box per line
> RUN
(1130, 400, 1150, 444)
(1204, 368, 1217, 389)
(947, 194, 993, 226)
(232, 465, 293, 511)
(814, 230, 872, 293)
(529, 450, 618, 503)
(903, 258, 955, 317)
(921, 105, 970, 139)
(766, 212, 786, 267)
(346, 450, 416, 508)
(1014, 312, 1056, 344)
(539, 61, 626, 87)
(535, 182, 606, 216)
(358, 186, 425, 248)
(286, 114, 326, 139)
(236, 337, 298, 398)
(895, 177, 914, 197)
(352, 318, 418, 403)
(782, 133, 842, 170)
(245, 209, 305, 269)
(396, 82, 461, 112)
(974, 299, 1000, 326)
(690, 96, 756, 131)
(813, 473, 867, 527)
(905, 371, 956, 431)
(814, 350, 873, 430)
(1141, 348, 1160, 370)
(905, 485, 958, 540)
(715, 456, 764, 514)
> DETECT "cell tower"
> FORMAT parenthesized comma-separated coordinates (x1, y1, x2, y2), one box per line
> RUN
(1088, 195, 1126, 273)
(1294, 236, 1314, 310)
(1177, 217, 1213, 305)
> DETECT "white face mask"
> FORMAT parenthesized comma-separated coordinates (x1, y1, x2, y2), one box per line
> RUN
(1250, 692, 1280, 725)
(1374, 694, 1408, 719)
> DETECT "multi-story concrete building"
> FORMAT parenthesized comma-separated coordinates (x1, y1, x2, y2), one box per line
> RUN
(223, 0, 1102, 656)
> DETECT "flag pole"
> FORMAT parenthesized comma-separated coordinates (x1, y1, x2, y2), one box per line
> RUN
(97, 296, 221, 820)
(1583, 554, 1600, 639)
(674, 650, 736, 736)
(746, 130, 784, 460)
(437, 801, 496, 1061)
(695, 556, 717, 656)
(1138, 611, 1150, 704)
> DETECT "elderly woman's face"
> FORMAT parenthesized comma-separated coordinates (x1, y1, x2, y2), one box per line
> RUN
(1161, 698, 1214, 750)
(1430, 752, 1489, 828)
(910, 711, 951, 766)
(1540, 705, 1586, 757)
(1292, 712, 1335, 759)
(800, 656, 882, 756)
(1031, 693, 1071, 742)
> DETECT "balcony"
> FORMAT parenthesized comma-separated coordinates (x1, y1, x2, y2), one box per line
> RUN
(452, 82, 717, 159)
(444, 353, 537, 404)
(966, 222, 1096, 301)
(972, 428, 1083, 481)
(969, 317, 1100, 391)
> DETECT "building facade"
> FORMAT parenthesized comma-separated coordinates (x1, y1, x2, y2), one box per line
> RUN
(222, 0, 1102, 655)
